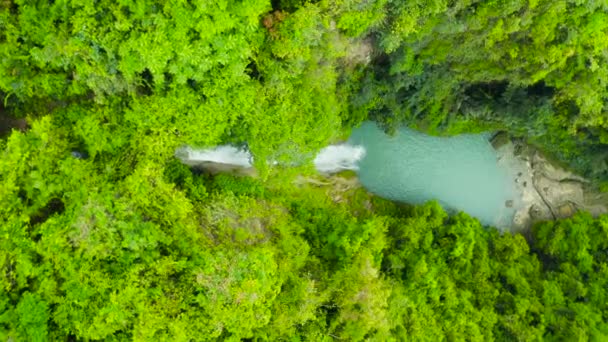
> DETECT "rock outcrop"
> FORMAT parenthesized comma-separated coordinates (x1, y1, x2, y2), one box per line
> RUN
(492, 133, 608, 231)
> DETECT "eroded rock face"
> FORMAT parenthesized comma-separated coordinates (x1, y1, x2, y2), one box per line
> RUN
(492, 135, 608, 231)
(190, 161, 258, 177)
(176, 146, 258, 177)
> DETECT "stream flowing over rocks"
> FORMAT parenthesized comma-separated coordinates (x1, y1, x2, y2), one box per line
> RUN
(178, 131, 607, 232)
(176, 143, 365, 176)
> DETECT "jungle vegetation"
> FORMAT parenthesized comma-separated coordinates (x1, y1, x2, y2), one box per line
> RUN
(1, 0, 608, 340)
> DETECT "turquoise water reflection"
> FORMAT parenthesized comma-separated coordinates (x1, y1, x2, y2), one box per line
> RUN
(350, 122, 517, 227)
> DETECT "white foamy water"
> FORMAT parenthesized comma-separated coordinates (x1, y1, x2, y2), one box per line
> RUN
(177, 146, 253, 167)
(313, 144, 366, 173)
(178, 144, 366, 173)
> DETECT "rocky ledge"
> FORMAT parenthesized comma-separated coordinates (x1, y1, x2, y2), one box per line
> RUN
(492, 132, 608, 232)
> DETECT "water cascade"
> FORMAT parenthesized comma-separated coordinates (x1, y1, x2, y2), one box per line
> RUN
(313, 144, 366, 173)
(176, 144, 366, 173)
(177, 145, 253, 168)
(178, 121, 520, 228)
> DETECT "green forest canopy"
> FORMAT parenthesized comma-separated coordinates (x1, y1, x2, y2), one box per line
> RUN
(1, 0, 608, 340)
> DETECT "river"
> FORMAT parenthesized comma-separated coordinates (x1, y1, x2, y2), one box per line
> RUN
(179, 121, 521, 228)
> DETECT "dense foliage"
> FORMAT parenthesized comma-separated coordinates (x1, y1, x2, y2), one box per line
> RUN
(2, 155, 608, 340)
(2, 1, 608, 177)
(349, 0, 608, 180)
(1, 0, 608, 340)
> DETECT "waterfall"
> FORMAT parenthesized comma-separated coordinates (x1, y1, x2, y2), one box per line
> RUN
(313, 144, 366, 173)
(177, 146, 253, 168)
(177, 144, 365, 173)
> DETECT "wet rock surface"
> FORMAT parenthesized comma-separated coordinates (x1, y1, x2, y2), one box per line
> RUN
(492, 135, 608, 231)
